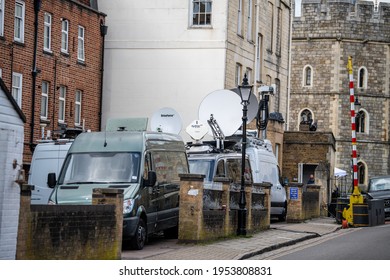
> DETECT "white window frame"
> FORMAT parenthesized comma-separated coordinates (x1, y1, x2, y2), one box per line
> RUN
(59, 86, 66, 123)
(190, 0, 212, 27)
(0, 0, 4, 37)
(356, 108, 369, 134)
(61, 19, 69, 53)
(41, 81, 49, 119)
(75, 90, 82, 125)
(44, 12, 52, 52)
(14, 1, 25, 43)
(12, 72, 23, 107)
(78, 25, 85, 61)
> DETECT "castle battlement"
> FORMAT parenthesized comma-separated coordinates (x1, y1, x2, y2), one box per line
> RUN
(293, 0, 390, 41)
(297, 0, 390, 20)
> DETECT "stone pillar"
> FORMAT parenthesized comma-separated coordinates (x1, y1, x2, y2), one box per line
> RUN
(214, 177, 232, 235)
(92, 188, 124, 260)
(286, 183, 304, 222)
(178, 173, 205, 243)
(306, 184, 321, 218)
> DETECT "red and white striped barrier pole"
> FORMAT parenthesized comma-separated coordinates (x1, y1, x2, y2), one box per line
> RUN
(347, 56, 359, 194)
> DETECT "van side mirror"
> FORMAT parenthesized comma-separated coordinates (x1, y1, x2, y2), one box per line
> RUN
(47, 173, 57, 188)
(144, 171, 157, 187)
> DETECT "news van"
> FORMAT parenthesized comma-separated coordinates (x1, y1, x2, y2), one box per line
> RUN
(187, 136, 287, 221)
(47, 118, 189, 250)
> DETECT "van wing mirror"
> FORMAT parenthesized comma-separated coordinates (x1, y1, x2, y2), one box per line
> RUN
(144, 171, 157, 187)
(47, 173, 57, 188)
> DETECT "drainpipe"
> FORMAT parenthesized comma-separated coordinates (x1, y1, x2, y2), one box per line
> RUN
(30, 0, 41, 152)
(99, 21, 108, 131)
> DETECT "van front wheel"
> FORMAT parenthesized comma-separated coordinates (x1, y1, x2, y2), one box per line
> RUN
(130, 219, 146, 250)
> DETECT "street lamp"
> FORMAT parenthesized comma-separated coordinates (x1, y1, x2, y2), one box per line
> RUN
(237, 74, 253, 236)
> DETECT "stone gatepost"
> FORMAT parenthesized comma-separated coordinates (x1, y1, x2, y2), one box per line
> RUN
(92, 188, 124, 260)
(178, 173, 205, 243)
(286, 183, 304, 222)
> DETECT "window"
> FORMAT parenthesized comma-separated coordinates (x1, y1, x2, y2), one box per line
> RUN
(41, 81, 49, 119)
(303, 65, 313, 86)
(75, 90, 82, 125)
(276, 8, 282, 55)
(358, 67, 367, 89)
(61, 19, 69, 53)
(256, 34, 263, 82)
(59, 86, 66, 122)
(245, 68, 252, 85)
(14, 1, 25, 43)
(237, 0, 243, 36)
(357, 161, 366, 186)
(44, 13, 52, 51)
(268, 2, 274, 51)
(78, 26, 85, 61)
(12, 73, 23, 107)
(0, 0, 4, 36)
(235, 63, 242, 86)
(247, 0, 253, 41)
(356, 109, 368, 134)
(300, 109, 313, 125)
(294, 0, 302, 17)
(191, 0, 212, 26)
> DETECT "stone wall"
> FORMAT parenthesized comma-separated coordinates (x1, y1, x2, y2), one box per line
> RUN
(286, 183, 321, 222)
(178, 174, 271, 243)
(290, 0, 390, 187)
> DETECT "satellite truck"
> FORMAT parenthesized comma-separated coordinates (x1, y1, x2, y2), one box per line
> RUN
(47, 110, 190, 250)
(186, 89, 287, 221)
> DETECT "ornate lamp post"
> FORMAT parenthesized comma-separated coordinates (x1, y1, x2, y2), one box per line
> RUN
(237, 74, 253, 236)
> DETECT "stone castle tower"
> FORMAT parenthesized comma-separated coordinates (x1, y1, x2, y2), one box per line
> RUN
(289, 0, 390, 187)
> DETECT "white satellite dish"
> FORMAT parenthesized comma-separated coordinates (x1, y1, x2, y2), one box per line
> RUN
(198, 89, 243, 137)
(151, 107, 182, 134)
(230, 88, 259, 123)
(186, 120, 208, 141)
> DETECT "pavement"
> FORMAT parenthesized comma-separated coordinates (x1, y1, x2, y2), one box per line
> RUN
(121, 217, 342, 260)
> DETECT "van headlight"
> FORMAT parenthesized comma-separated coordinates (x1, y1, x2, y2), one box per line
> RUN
(123, 198, 135, 214)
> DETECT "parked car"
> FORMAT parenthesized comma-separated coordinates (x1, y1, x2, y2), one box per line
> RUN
(365, 175, 390, 218)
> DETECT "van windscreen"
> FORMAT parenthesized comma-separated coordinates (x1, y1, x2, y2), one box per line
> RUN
(58, 152, 141, 184)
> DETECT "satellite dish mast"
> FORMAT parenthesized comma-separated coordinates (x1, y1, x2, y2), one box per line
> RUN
(198, 89, 243, 139)
(151, 107, 182, 134)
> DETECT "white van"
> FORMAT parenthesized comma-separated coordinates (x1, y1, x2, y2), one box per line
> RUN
(188, 136, 287, 221)
(245, 138, 287, 221)
(29, 139, 73, 205)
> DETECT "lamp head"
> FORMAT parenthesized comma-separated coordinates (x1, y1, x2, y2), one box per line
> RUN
(238, 74, 253, 104)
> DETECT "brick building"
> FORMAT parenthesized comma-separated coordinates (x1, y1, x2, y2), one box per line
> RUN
(287, 0, 390, 189)
(0, 0, 106, 173)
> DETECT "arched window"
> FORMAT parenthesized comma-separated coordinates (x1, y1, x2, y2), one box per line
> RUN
(300, 109, 313, 125)
(358, 67, 368, 89)
(303, 65, 313, 87)
(357, 161, 366, 186)
(356, 109, 369, 134)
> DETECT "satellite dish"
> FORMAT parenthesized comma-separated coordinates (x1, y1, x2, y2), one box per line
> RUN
(151, 107, 182, 134)
(230, 88, 259, 123)
(198, 89, 242, 137)
(186, 120, 208, 141)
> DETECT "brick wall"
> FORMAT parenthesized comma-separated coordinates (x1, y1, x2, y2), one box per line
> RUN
(16, 185, 123, 260)
(0, 0, 105, 165)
